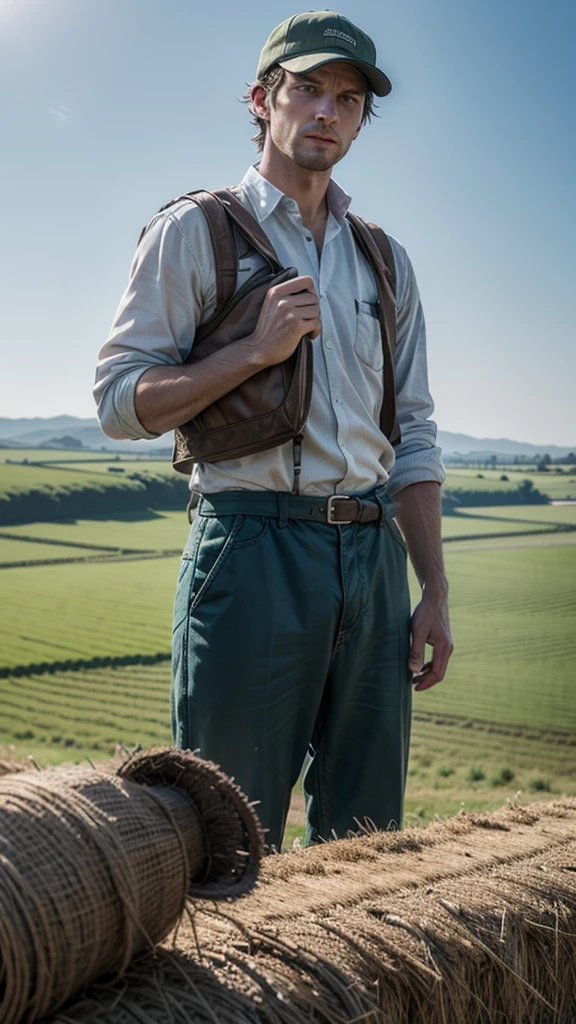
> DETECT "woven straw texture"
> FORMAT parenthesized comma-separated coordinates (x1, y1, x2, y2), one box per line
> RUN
(118, 747, 263, 899)
(0, 760, 26, 778)
(47, 798, 576, 1024)
(0, 749, 263, 1024)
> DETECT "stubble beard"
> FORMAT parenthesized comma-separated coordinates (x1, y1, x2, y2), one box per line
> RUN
(290, 137, 346, 172)
(292, 149, 340, 171)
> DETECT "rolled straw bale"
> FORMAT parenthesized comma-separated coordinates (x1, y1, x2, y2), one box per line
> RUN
(0, 747, 262, 1024)
(118, 746, 263, 899)
(47, 798, 576, 1024)
(0, 760, 26, 778)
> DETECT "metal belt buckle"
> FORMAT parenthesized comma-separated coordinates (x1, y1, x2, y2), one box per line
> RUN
(326, 495, 356, 525)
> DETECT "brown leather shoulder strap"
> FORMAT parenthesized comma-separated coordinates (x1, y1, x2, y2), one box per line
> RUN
(138, 189, 238, 312)
(214, 188, 283, 272)
(346, 212, 396, 309)
(365, 222, 397, 296)
(142, 186, 284, 310)
(346, 212, 401, 446)
(183, 190, 237, 312)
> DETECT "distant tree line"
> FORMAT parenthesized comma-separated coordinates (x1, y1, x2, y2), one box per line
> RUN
(445, 453, 576, 470)
(0, 473, 190, 526)
(442, 480, 548, 514)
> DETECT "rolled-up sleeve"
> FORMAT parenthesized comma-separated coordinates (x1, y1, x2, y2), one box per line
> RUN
(93, 203, 214, 440)
(385, 238, 445, 496)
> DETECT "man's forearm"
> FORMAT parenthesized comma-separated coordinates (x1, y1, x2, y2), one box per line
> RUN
(134, 335, 267, 436)
(393, 481, 447, 594)
(134, 274, 321, 436)
(393, 480, 452, 689)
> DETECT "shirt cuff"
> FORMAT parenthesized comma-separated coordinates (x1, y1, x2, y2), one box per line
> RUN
(95, 367, 161, 441)
(385, 445, 446, 497)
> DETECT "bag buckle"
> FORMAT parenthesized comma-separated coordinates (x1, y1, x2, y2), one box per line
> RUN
(326, 495, 358, 525)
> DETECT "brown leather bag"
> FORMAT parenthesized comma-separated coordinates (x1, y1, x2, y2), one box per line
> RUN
(145, 188, 400, 487)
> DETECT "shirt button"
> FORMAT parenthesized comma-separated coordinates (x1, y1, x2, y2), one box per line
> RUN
(305, 235, 312, 242)
(325, 340, 332, 349)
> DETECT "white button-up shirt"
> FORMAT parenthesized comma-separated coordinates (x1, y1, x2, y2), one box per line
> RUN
(94, 165, 445, 497)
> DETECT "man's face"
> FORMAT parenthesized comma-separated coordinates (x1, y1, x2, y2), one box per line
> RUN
(258, 63, 367, 172)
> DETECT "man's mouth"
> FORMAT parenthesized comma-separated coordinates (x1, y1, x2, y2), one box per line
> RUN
(305, 134, 338, 146)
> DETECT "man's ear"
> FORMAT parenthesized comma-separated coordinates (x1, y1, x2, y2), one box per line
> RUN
(251, 85, 269, 121)
(352, 122, 362, 141)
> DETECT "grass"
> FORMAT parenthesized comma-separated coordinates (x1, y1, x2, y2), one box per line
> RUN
(440, 515, 553, 538)
(409, 533, 576, 733)
(0, 538, 97, 565)
(2, 508, 545, 550)
(0, 449, 128, 462)
(0, 463, 132, 495)
(0, 557, 179, 667)
(0, 467, 574, 850)
(1, 529, 574, 739)
(0, 451, 174, 475)
(0, 509, 189, 553)
(403, 711, 576, 823)
(2, 665, 574, 849)
(458, 504, 576, 526)
(444, 467, 576, 500)
(0, 662, 172, 761)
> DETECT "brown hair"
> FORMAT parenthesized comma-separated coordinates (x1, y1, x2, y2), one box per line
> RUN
(243, 65, 377, 152)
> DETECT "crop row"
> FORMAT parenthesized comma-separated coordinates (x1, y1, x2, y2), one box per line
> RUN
(0, 532, 574, 734)
(1, 663, 574, 826)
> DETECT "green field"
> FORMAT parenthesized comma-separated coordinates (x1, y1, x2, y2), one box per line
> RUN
(444, 467, 576, 499)
(1, 451, 174, 475)
(440, 515, 554, 538)
(0, 510, 190, 553)
(0, 538, 97, 565)
(409, 535, 576, 732)
(0, 460, 177, 497)
(404, 712, 576, 823)
(1, 448, 574, 847)
(460, 504, 576, 525)
(1, 449, 131, 462)
(2, 663, 573, 841)
(2, 507, 546, 549)
(0, 462, 130, 495)
(0, 557, 178, 666)
(0, 663, 172, 759)
(1, 530, 574, 735)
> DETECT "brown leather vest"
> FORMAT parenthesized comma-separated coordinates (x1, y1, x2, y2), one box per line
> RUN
(142, 188, 400, 489)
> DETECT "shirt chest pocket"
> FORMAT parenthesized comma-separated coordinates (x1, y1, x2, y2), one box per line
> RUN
(354, 299, 383, 372)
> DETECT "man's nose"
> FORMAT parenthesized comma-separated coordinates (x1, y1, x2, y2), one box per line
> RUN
(315, 95, 339, 125)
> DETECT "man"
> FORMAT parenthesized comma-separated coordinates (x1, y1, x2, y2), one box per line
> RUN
(94, 11, 453, 850)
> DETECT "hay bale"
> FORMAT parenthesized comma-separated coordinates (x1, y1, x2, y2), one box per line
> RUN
(47, 798, 576, 1024)
(0, 759, 27, 778)
(118, 747, 263, 900)
(0, 748, 262, 1024)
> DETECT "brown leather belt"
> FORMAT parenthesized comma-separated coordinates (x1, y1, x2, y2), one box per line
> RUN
(195, 489, 397, 526)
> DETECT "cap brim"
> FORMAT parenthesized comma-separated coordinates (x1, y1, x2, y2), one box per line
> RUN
(278, 52, 391, 97)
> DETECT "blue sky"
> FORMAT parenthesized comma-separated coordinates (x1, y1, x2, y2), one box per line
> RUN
(0, 0, 574, 444)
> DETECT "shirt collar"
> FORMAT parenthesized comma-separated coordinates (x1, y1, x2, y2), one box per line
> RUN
(240, 164, 352, 224)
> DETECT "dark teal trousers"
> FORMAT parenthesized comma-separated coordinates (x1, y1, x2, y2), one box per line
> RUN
(171, 489, 412, 850)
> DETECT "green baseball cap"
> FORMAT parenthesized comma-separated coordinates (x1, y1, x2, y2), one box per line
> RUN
(256, 11, 392, 97)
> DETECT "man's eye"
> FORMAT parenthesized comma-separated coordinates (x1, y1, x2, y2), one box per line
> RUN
(298, 84, 315, 92)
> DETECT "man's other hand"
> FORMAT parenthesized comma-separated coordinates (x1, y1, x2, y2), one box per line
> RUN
(408, 589, 453, 691)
